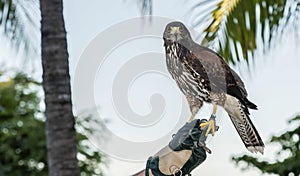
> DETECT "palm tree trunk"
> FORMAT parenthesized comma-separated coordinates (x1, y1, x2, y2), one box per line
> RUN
(40, 0, 79, 175)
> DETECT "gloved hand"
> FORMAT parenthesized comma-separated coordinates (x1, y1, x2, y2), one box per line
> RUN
(145, 119, 210, 176)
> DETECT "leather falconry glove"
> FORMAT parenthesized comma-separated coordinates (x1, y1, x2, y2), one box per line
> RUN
(145, 119, 211, 176)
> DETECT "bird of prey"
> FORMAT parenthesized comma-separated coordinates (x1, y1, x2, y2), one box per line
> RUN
(163, 21, 264, 154)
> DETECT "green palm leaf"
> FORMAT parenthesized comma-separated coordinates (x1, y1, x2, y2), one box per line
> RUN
(0, 0, 39, 58)
(191, 0, 300, 64)
(138, 0, 152, 16)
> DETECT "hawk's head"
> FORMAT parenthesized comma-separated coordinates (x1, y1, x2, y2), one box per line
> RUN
(163, 21, 192, 43)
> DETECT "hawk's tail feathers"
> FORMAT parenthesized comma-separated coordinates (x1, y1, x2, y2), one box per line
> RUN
(224, 95, 264, 154)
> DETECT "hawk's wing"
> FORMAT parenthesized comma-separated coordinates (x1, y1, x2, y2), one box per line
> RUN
(229, 68, 247, 96)
(191, 45, 257, 110)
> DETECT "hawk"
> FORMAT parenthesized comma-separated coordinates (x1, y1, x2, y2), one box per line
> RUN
(163, 21, 264, 154)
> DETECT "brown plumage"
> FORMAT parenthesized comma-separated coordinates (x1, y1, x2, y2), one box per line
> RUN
(163, 21, 264, 154)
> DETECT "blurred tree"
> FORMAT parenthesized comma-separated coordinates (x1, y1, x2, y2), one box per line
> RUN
(0, 0, 80, 175)
(232, 115, 300, 176)
(0, 72, 46, 176)
(0, 72, 104, 176)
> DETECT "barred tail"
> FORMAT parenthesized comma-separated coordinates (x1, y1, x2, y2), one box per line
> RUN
(224, 94, 264, 154)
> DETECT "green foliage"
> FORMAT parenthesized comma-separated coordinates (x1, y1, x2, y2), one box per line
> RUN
(0, 72, 104, 176)
(232, 115, 300, 176)
(0, 73, 46, 176)
(191, 0, 300, 64)
(77, 132, 104, 176)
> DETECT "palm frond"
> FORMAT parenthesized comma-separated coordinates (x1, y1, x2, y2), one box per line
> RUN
(191, 0, 300, 64)
(0, 0, 40, 59)
(138, 0, 152, 16)
(207, 0, 240, 34)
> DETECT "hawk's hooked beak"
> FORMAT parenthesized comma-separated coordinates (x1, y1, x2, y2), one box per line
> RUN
(170, 26, 180, 40)
(170, 26, 180, 34)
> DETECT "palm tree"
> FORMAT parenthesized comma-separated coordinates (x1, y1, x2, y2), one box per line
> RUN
(1, 0, 79, 175)
(40, 0, 79, 175)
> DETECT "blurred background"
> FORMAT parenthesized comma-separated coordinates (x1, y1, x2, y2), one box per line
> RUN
(0, 0, 299, 176)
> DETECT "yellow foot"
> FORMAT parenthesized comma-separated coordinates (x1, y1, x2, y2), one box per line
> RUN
(200, 115, 218, 136)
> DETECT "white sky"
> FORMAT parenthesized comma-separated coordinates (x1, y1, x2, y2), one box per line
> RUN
(1, 0, 300, 175)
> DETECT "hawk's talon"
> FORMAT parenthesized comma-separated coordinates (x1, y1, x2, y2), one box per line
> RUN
(205, 119, 216, 136)
(200, 116, 217, 136)
(198, 119, 214, 154)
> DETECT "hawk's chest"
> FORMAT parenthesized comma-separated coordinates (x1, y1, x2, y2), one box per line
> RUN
(165, 43, 210, 101)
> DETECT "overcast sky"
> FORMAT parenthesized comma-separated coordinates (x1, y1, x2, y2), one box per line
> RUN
(1, 0, 300, 175)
